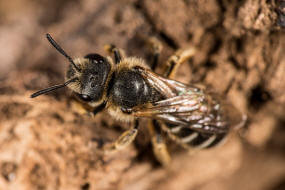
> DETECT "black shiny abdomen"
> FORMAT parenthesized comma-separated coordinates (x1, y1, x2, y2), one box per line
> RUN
(110, 69, 152, 108)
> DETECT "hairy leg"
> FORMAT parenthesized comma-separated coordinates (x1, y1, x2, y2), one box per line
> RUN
(146, 37, 163, 70)
(148, 120, 171, 166)
(70, 98, 106, 117)
(104, 120, 139, 152)
(104, 44, 126, 64)
(164, 48, 196, 79)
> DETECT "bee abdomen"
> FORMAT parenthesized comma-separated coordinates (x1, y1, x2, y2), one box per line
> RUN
(165, 125, 227, 149)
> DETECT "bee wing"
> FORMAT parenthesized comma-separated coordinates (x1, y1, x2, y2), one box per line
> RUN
(133, 95, 229, 134)
(135, 66, 201, 98)
(134, 67, 246, 134)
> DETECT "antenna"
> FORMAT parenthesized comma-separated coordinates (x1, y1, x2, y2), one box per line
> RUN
(46, 33, 81, 71)
(30, 78, 77, 98)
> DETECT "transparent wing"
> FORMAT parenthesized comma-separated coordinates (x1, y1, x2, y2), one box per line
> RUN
(133, 67, 246, 135)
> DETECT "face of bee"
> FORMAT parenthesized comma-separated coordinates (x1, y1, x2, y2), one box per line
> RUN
(30, 34, 114, 103)
(67, 54, 112, 103)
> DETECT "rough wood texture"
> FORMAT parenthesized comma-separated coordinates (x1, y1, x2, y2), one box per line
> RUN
(0, 0, 285, 190)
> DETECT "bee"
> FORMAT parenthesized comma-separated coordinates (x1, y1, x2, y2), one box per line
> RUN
(31, 34, 246, 166)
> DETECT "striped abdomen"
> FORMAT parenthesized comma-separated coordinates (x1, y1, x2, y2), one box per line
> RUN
(163, 124, 227, 149)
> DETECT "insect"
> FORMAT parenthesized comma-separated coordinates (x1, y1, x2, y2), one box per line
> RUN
(31, 34, 246, 166)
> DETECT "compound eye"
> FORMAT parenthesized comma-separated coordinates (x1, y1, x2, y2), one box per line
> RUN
(77, 94, 93, 102)
(84, 54, 105, 64)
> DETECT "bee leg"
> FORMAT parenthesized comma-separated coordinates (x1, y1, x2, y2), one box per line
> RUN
(164, 47, 196, 79)
(92, 101, 107, 116)
(70, 100, 93, 116)
(146, 37, 163, 70)
(104, 44, 125, 64)
(70, 99, 106, 117)
(104, 120, 139, 152)
(148, 120, 171, 166)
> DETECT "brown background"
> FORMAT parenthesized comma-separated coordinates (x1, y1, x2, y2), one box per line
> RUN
(0, 0, 285, 190)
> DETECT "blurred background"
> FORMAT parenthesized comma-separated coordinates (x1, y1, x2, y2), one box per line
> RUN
(0, 0, 285, 190)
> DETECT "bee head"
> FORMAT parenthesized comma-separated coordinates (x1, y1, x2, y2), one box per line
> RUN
(31, 34, 112, 104)
(68, 54, 112, 103)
